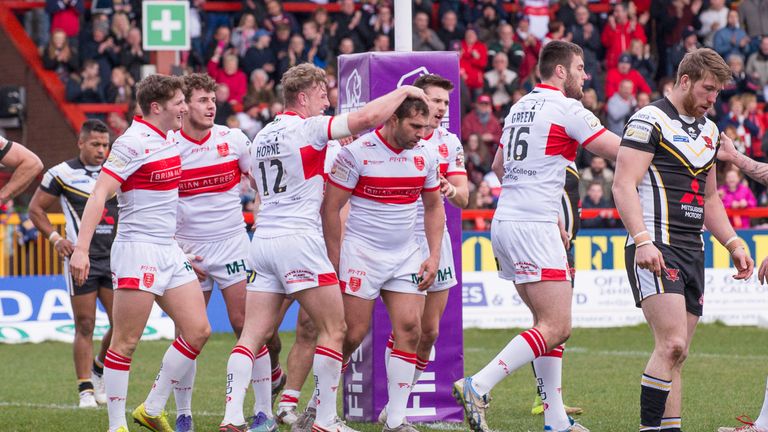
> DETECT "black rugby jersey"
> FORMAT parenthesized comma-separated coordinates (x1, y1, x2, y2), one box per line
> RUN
(39, 158, 118, 257)
(620, 97, 718, 250)
(560, 163, 581, 238)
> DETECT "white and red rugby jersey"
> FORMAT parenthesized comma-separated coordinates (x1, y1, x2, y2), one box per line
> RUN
(251, 112, 335, 236)
(495, 84, 606, 223)
(175, 125, 251, 241)
(327, 129, 440, 250)
(102, 116, 182, 244)
(415, 126, 467, 234)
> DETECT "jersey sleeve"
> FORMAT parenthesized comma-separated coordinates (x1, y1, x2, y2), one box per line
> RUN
(423, 153, 440, 192)
(39, 167, 63, 196)
(0, 139, 12, 161)
(326, 146, 360, 191)
(620, 109, 660, 153)
(231, 128, 253, 175)
(102, 136, 146, 182)
(444, 133, 467, 176)
(303, 115, 334, 149)
(565, 102, 607, 146)
(324, 141, 342, 174)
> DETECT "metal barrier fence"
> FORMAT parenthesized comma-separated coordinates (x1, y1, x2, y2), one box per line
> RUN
(0, 213, 66, 277)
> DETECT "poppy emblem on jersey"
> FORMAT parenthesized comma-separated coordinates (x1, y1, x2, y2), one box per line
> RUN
(217, 143, 230, 157)
(703, 136, 714, 150)
(664, 268, 680, 282)
(349, 277, 362, 292)
(438, 143, 449, 158)
(414, 156, 425, 171)
(142, 272, 155, 288)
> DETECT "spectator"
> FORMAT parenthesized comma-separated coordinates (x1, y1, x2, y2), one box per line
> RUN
(106, 111, 129, 136)
(746, 36, 768, 100)
(231, 13, 258, 57)
(698, 0, 728, 48)
(372, 33, 391, 52)
(668, 26, 703, 77)
(204, 25, 233, 64)
(262, 0, 299, 34)
(413, 0, 433, 17)
(542, 20, 569, 46)
(581, 88, 603, 120)
(738, 0, 768, 42)
(79, 16, 118, 84)
(246, 69, 277, 106)
(110, 11, 130, 47)
(469, 181, 497, 210)
(483, 52, 518, 113)
(208, 51, 248, 104)
(720, 54, 759, 110)
(65, 60, 105, 103)
(601, 2, 646, 70)
(46, 0, 84, 44)
(242, 29, 276, 78)
(43, 29, 79, 82)
(369, 4, 394, 48)
(582, 182, 616, 229)
(719, 95, 761, 159)
(236, 97, 264, 140)
(312, 8, 333, 38)
(487, 23, 524, 73)
(104, 65, 133, 103)
(464, 133, 491, 175)
(713, 10, 751, 61)
(579, 156, 614, 202)
(556, 0, 583, 31)
(437, 10, 465, 51)
(513, 16, 542, 84)
(120, 27, 148, 82)
(302, 20, 330, 68)
(413, 11, 445, 51)
(628, 38, 655, 91)
(331, 0, 373, 51)
(606, 79, 636, 136)
(270, 24, 293, 69)
(459, 28, 488, 96)
(605, 53, 651, 99)
(569, 5, 602, 98)
(326, 85, 339, 115)
(475, 4, 502, 45)
(719, 169, 757, 229)
(25, 6, 50, 49)
(461, 95, 502, 149)
(651, 0, 701, 81)
(636, 91, 651, 111)
(213, 84, 235, 125)
(278, 34, 309, 77)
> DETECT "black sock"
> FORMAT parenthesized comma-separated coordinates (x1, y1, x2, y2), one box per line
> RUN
(640, 373, 671, 430)
(92, 357, 104, 377)
(78, 379, 94, 393)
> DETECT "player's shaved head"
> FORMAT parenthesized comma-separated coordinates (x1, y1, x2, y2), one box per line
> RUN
(281, 63, 328, 106)
(538, 40, 583, 80)
(676, 48, 731, 86)
(183, 73, 217, 101)
(136, 74, 185, 115)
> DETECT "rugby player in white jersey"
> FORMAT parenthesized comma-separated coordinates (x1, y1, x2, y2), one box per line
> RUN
(323, 97, 445, 432)
(453, 41, 621, 432)
(169, 73, 253, 432)
(70, 74, 211, 432)
(378, 74, 468, 424)
(613, 48, 753, 432)
(219, 63, 428, 432)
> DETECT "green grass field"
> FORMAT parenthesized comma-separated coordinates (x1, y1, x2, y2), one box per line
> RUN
(1, 325, 767, 432)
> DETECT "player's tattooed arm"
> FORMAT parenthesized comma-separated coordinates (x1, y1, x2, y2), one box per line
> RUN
(717, 131, 768, 186)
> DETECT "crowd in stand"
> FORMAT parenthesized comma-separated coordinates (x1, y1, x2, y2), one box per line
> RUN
(20, 0, 768, 229)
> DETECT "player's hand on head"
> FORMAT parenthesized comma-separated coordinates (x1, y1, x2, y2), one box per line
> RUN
(731, 247, 754, 280)
(55, 238, 75, 258)
(401, 85, 429, 104)
(69, 248, 91, 287)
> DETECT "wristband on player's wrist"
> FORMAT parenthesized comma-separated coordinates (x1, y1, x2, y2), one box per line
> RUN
(48, 231, 62, 242)
(636, 240, 653, 248)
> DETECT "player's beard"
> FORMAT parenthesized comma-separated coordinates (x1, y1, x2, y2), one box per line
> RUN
(563, 71, 583, 100)
(681, 86, 702, 118)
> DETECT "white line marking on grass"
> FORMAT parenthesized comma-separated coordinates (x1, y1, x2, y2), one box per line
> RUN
(567, 347, 768, 360)
(0, 401, 221, 417)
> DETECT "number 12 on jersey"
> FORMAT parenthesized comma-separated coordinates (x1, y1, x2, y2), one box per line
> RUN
(257, 159, 286, 196)
(506, 126, 530, 161)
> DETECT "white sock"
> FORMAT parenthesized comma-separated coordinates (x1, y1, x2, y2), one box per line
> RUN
(472, 328, 547, 396)
(174, 359, 195, 417)
(145, 336, 199, 416)
(104, 349, 131, 431)
(385, 349, 417, 428)
(754, 376, 768, 429)
(384, 332, 395, 374)
(533, 344, 569, 430)
(222, 345, 255, 426)
(251, 346, 272, 417)
(312, 346, 343, 427)
(278, 389, 301, 409)
(413, 356, 428, 386)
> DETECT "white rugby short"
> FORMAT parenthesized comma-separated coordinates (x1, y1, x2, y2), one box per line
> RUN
(110, 240, 197, 296)
(247, 233, 338, 295)
(415, 229, 457, 292)
(177, 231, 250, 292)
(339, 238, 423, 300)
(491, 220, 570, 284)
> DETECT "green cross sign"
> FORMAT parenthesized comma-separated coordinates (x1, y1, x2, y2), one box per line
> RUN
(142, 1, 190, 51)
